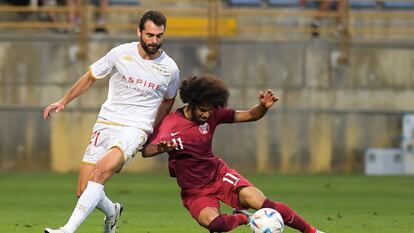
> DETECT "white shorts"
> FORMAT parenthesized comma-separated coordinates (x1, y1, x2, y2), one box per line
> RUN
(82, 120, 148, 167)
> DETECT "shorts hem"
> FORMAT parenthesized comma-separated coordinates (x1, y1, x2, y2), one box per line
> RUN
(81, 161, 97, 165)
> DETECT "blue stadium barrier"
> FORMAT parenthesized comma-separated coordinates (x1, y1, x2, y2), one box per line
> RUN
(90, 0, 139, 5)
(109, 0, 139, 5)
(383, 2, 414, 9)
(302, 1, 318, 8)
(267, 0, 300, 7)
(349, 0, 378, 9)
(227, 0, 262, 6)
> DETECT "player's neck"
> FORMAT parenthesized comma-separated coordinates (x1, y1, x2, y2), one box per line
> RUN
(183, 106, 192, 120)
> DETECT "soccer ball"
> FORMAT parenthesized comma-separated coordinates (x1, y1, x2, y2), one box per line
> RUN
(250, 208, 284, 233)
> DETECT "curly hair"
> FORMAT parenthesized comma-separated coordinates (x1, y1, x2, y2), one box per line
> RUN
(179, 74, 229, 108)
(138, 10, 167, 31)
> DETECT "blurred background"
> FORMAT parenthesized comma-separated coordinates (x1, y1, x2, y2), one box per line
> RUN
(1, 0, 414, 175)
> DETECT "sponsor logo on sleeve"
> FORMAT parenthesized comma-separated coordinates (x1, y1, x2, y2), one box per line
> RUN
(152, 64, 171, 76)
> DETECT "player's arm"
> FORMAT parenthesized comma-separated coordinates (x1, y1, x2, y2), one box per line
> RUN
(141, 140, 177, 158)
(43, 70, 96, 119)
(153, 97, 175, 128)
(234, 89, 279, 123)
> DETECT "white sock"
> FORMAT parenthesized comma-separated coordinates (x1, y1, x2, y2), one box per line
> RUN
(62, 181, 104, 233)
(96, 191, 116, 219)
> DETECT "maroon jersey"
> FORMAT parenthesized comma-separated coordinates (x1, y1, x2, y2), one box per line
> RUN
(149, 107, 235, 190)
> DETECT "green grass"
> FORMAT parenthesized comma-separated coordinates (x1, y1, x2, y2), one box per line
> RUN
(1, 172, 414, 233)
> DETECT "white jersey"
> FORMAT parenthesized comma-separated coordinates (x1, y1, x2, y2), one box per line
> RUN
(90, 42, 180, 133)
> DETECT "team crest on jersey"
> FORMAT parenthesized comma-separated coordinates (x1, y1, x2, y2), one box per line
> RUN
(122, 55, 133, 61)
(199, 122, 209, 135)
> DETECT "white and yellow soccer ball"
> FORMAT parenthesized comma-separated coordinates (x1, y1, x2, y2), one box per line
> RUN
(250, 208, 284, 233)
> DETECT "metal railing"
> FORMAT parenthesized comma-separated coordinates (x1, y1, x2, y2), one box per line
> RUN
(1, 0, 413, 64)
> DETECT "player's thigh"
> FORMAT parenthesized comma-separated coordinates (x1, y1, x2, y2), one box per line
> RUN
(92, 147, 124, 183)
(77, 163, 96, 197)
(238, 186, 267, 210)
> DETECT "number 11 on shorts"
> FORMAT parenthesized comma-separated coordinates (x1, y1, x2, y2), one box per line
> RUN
(89, 131, 101, 146)
(223, 172, 240, 186)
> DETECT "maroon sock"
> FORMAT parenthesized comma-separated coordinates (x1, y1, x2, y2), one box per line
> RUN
(207, 214, 248, 232)
(261, 199, 315, 233)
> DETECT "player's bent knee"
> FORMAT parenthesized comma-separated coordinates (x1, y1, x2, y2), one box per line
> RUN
(199, 215, 218, 228)
(91, 166, 116, 184)
(198, 208, 220, 228)
(239, 187, 266, 209)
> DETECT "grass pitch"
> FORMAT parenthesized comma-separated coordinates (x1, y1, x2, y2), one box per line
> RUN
(1, 171, 414, 233)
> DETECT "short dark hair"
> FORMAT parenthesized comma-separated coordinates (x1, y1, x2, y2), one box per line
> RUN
(138, 10, 167, 31)
(179, 74, 229, 108)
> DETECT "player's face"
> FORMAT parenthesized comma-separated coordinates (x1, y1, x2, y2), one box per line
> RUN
(191, 105, 214, 124)
(139, 20, 165, 55)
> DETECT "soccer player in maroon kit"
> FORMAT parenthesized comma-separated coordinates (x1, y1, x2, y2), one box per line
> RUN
(142, 74, 324, 233)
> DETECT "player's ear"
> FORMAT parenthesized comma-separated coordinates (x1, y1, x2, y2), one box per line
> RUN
(136, 28, 141, 38)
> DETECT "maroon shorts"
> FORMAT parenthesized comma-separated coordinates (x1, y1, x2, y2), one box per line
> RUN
(181, 165, 253, 220)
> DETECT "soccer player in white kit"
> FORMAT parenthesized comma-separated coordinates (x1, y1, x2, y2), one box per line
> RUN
(42, 10, 180, 233)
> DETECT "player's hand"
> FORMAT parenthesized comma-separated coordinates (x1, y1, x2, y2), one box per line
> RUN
(259, 89, 279, 109)
(43, 101, 65, 120)
(157, 140, 177, 153)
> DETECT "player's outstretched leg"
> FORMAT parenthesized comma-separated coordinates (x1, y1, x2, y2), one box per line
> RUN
(45, 181, 105, 233)
(103, 202, 124, 233)
(262, 199, 323, 233)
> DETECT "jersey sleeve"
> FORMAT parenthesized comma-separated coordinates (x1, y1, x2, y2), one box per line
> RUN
(89, 47, 116, 80)
(164, 68, 180, 99)
(215, 107, 236, 124)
